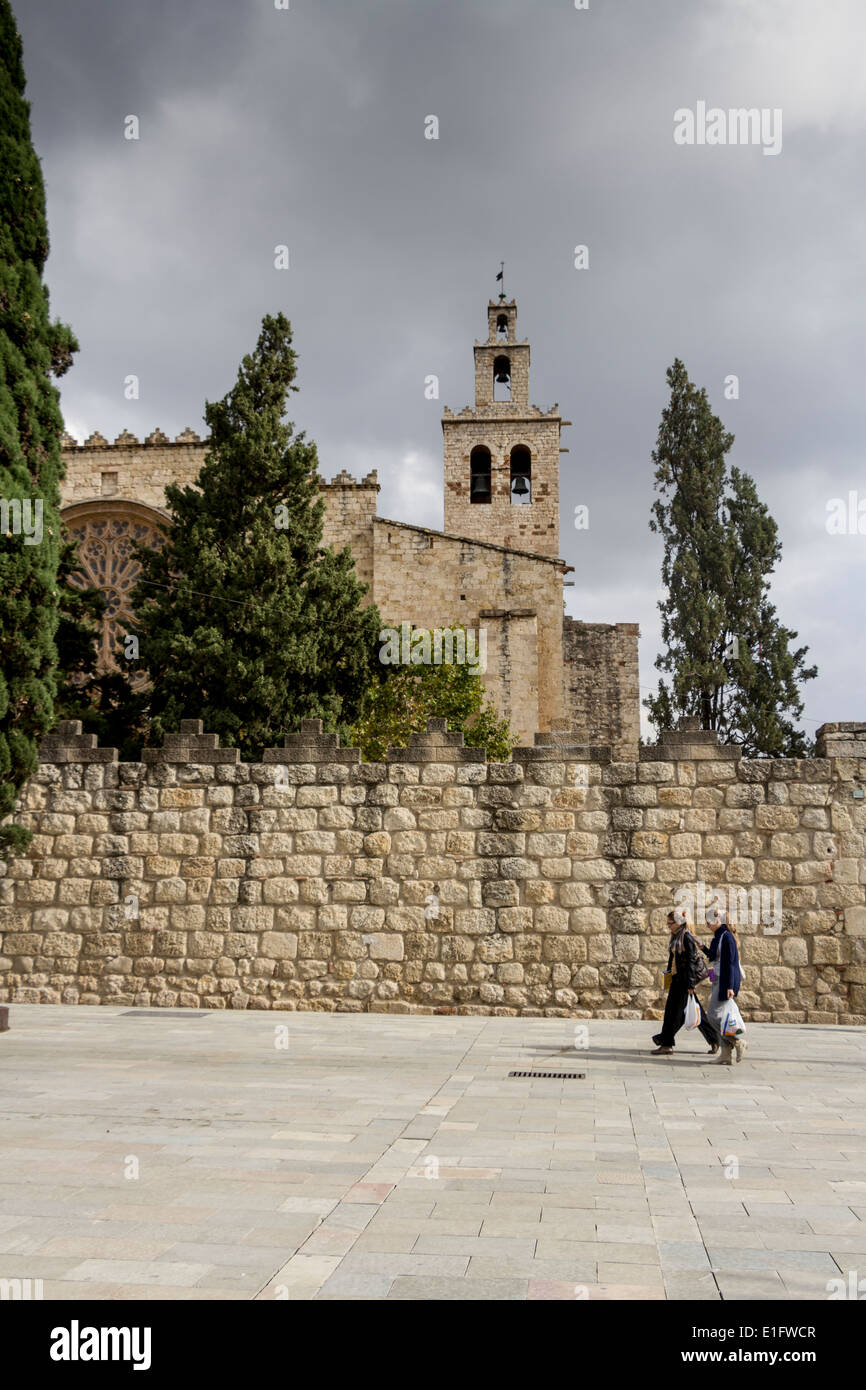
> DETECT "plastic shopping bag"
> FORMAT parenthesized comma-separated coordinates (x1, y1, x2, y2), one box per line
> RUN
(721, 1000, 746, 1037)
(684, 994, 701, 1030)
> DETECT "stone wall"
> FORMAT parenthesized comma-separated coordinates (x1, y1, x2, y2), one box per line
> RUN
(2, 718, 864, 1023)
(60, 429, 206, 513)
(563, 619, 641, 760)
(59, 432, 381, 575)
(371, 519, 567, 745)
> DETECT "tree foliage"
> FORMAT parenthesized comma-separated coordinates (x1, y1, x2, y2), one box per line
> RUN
(351, 625, 514, 762)
(0, 0, 78, 854)
(130, 314, 381, 759)
(646, 359, 816, 756)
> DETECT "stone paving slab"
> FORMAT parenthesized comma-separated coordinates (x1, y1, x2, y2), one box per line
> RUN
(0, 1005, 864, 1301)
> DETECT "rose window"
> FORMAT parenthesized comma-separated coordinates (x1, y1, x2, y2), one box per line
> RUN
(64, 507, 165, 691)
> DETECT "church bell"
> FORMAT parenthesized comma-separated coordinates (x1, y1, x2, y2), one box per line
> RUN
(511, 474, 529, 496)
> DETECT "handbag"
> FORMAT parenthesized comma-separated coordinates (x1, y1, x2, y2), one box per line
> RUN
(721, 1000, 746, 1037)
(662, 970, 674, 989)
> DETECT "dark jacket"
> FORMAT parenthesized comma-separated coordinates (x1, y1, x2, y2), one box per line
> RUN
(666, 927, 703, 991)
(703, 926, 741, 998)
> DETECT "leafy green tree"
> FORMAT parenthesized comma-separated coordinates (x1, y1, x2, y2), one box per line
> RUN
(0, 0, 78, 855)
(351, 625, 514, 762)
(131, 314, 381, 758)
(646, 359, 816, 756)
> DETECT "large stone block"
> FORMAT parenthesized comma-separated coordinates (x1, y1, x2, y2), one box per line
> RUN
(845, 906, 866, 936)
(365, 933, 404, 961)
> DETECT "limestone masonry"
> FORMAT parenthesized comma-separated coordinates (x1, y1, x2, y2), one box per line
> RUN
(2, 718, 864, 1021)
(58, 298, 640, 749)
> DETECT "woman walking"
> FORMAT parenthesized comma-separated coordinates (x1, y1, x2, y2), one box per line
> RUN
(701, 909, 746, 1065)
(651, 911, 720, 1056)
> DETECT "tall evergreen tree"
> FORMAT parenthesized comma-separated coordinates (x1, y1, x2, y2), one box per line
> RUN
(0, 0, 78, 855)
(131, 314, 381, 757)
(646, 359, 816, 756)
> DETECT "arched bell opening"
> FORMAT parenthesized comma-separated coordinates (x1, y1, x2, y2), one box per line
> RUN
(493, 355, 511, 402)
(469, 445, 492, 504)
(510, 445, 531, 505)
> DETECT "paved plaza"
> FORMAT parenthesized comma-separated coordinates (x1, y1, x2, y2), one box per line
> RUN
(0, 1005, 864, 1301)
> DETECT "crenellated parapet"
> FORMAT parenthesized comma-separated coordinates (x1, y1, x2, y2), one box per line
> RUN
(816, 723, 866, 761)
(62, 428, 204, 449)
(60, 430, 379, 493)
(141, 720, 240, 766)
(640, 717, 742, 763)
(35, 718, 607, 769)
(321, 469, 380, 490)
(262, 718, 361, 766)
(513, 728, 612, 765)
(36, 720, 118, 765)
(386, 717, 486, 764)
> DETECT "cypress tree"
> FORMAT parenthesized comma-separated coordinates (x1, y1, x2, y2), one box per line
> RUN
(0, 0, 78, 855)
(646, 359, 816, 756)
(131, 313, 381, 757)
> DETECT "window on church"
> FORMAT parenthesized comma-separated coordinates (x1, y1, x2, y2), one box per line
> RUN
(496, 314, 509, 342)
(510, 445, 531, 505)
(493, 355, 511, 402)
(470, 445, 491, 504)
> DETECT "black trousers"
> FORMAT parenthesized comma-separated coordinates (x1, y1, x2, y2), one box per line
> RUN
(656, 977, 720, 1048)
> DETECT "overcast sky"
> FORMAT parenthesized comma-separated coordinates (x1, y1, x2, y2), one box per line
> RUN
(15, 0, 866, 739)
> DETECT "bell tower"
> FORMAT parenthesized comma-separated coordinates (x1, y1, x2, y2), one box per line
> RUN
(442, 297, 566, 556)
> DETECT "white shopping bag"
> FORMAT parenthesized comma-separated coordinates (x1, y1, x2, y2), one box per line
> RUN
(721, 1000, 746, 1037)
(684, 995, 701, 1030)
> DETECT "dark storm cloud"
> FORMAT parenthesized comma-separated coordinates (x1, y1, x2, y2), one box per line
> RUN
(15, 0, 866, 735)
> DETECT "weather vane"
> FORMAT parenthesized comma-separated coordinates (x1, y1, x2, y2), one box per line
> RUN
(496, 261, 505, 298)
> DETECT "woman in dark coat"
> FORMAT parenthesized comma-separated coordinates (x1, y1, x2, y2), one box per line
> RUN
(651, 911, 720, 1055)
(701, 909, 746, 1064)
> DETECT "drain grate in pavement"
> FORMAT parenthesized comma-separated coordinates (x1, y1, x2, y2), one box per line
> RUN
(509, 1070, 585, 1079)
(121, 1010, 208, 1018)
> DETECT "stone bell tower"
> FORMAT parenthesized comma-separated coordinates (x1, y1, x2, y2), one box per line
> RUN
(442, 298, 566, 556)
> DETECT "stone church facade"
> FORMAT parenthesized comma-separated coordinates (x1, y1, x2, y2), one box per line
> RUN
(59, 298, 640, 751)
